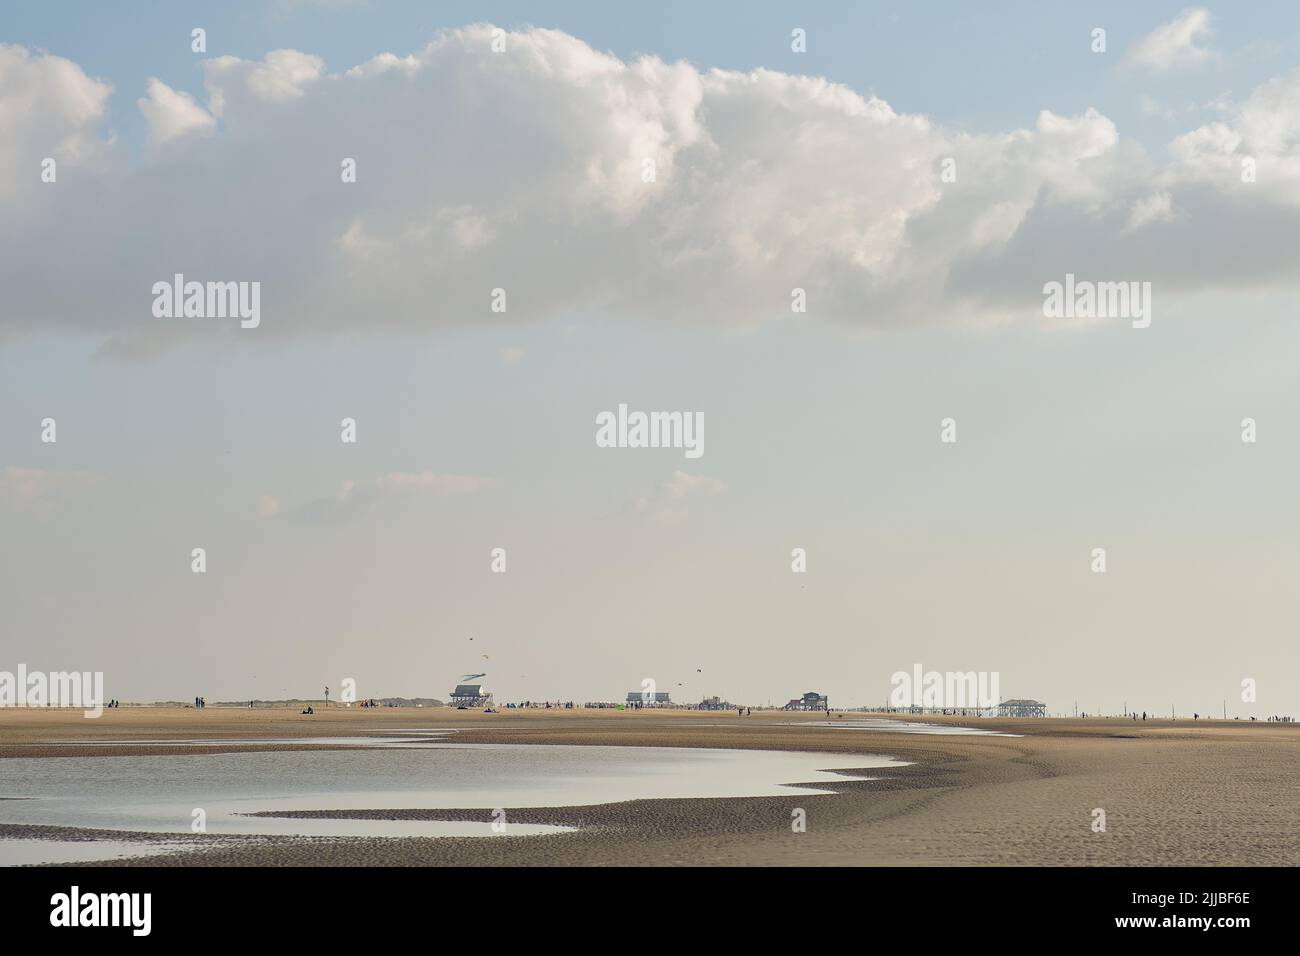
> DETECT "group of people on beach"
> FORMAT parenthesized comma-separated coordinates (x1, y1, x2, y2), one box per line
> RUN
(1124, 711, 1295, 722)
(193, 696, 206, 709)
(503, 701, 577, 709)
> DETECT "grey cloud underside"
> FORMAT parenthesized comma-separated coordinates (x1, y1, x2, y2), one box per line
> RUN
(947, 186, 1300, 312)
(3, 27, 1300, 348)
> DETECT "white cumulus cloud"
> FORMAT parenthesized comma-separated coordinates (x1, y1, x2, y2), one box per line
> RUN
(0, 44, 112, 202)
(1126, 8, 1217, 72)
(138, 78, 217, 145)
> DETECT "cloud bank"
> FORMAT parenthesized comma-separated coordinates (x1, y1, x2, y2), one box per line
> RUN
(626, 470, 727, 523)
(3, 25, 1300, 349)
(0, 465, 102, 517)
(270, 471, 492, 522)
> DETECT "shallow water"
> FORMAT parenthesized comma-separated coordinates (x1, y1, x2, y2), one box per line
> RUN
(44, 733, 455, 749)
(0, 739, 905, 864)
(781, 718, 1022, 736)
(0, 838, 198, 866)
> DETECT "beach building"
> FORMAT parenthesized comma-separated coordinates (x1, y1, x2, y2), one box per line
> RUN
(784, 691, 828, 711)
(625, 691, 672, 707)
(994, 698, 1046, 717)
(449, 683, 491, 707)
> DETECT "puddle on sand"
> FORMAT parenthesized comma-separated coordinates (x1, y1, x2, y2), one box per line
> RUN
(0, 743, 904, 851)
(45, 731, 456, 749)
(0, 839, 200, 867)
(778, 718, 1022, 736)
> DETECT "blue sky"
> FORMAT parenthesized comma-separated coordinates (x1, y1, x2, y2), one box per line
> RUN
(12, 0, 1300, 151)
(1, 3, 1298, 715)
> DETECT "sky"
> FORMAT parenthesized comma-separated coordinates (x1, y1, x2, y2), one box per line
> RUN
(2, 2, 1298, 715)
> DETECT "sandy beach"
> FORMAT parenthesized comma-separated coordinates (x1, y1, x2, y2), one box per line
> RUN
(1, 707, 1295, 866)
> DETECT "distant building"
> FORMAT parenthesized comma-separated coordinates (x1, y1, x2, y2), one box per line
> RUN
(698, 695, 732, 711)
(995, 699, 1046, 717)
(449, 683, 491, 707)
(625, 691, 671, 707)
(784, 691, 828, 711)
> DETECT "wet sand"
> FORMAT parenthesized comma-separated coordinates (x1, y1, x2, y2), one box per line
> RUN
(1, 707, 1295, 866)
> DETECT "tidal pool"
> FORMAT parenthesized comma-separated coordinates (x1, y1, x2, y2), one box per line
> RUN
(0, 838, 198, 867)
(781, 718, 1022, 736)
(0, 738, 906, 864)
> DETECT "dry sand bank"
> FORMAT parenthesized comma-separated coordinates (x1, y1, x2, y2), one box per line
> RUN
(1, 708, 1295, 866)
